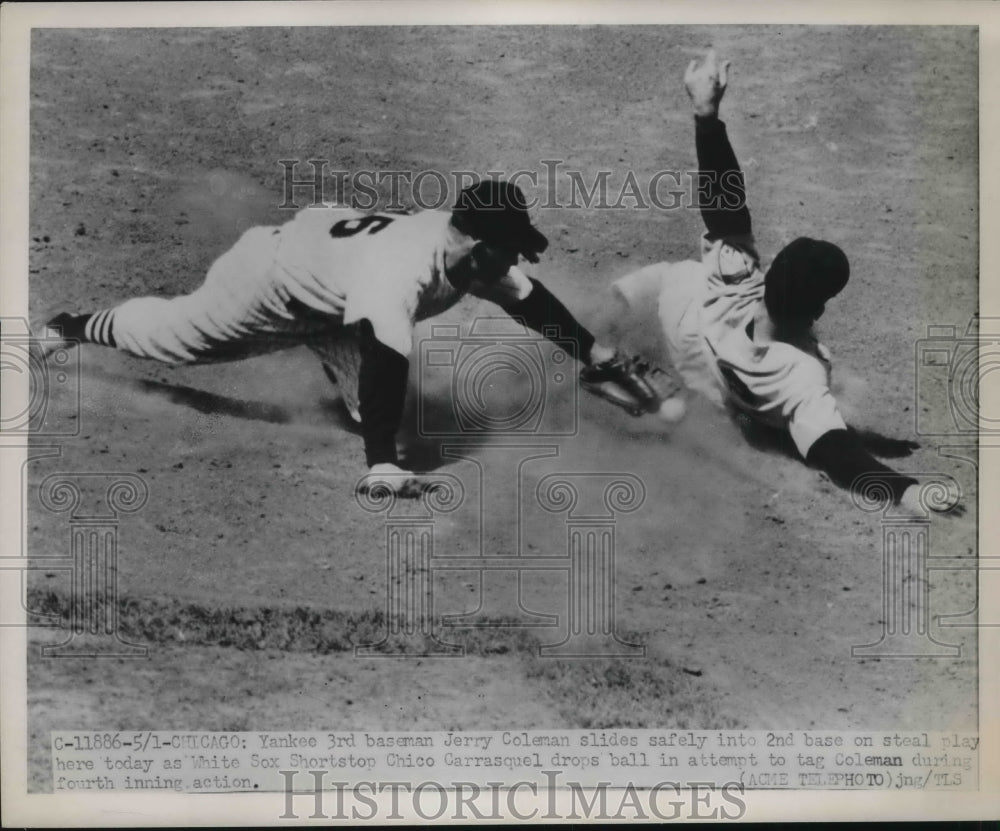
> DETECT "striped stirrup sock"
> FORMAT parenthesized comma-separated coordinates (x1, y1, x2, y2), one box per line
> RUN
(47, 310, 117, 347)
(83, 309, 117, 346)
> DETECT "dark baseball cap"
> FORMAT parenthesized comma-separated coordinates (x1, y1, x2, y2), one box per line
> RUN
(764, 237, 850, 323)
(453, 179, 549, 263)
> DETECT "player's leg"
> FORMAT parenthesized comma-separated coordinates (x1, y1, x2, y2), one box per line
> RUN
(308, 329, 363, 424)
(608, 261, 673, 349)
(44, 293, 218, 364)
(41, 308, 116, 356)
(41, 226, 292, 365)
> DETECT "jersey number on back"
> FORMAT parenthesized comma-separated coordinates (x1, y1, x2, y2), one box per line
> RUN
(329, 215, 395, 238)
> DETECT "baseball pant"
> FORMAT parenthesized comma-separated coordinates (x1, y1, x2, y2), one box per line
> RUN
(89, 226, 364, 418)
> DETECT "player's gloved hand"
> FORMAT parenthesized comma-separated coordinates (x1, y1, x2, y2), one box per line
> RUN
(580, 352, 686, 423)
(358, 463, 436, 500)
(684, 49, 730, 118)
(897, 482, 967, 520)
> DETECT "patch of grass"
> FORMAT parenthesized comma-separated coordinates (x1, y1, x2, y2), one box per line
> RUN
(525, 655, 743, 730)
(27, 589, 743, 730)
(444, 621, 546, 656)
(26, 589, 546, 656)
(28, 588, 392, 653)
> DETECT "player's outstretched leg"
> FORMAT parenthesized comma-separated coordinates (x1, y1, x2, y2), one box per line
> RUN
(40, 309, 118, 358)
(309, 333, 363, 424)
(41, 295, 215, 365)
(38, 224, 289, 365)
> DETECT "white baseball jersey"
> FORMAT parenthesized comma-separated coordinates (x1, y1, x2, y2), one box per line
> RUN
(110, 205, 535, 366)
(276, 207, 466, 356)
(614, 232, 847, 458)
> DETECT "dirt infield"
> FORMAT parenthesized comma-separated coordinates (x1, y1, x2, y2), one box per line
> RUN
(24, 26, 977, 790)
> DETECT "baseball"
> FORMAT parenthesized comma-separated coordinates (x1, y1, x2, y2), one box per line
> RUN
(657, 395, 687, 424)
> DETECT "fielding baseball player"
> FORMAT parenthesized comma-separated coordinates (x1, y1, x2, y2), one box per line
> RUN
(605, 51, 957, 517)
(42, 179, 667, 497)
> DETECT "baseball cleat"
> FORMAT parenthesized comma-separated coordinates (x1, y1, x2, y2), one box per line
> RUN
(37, 312, 81, 359)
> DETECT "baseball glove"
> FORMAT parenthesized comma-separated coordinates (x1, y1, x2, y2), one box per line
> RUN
(580, 352, 683, 417)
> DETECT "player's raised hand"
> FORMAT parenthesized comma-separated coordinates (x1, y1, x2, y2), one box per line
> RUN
(358, 463, 437, 500)
(684, 49, 731, 118)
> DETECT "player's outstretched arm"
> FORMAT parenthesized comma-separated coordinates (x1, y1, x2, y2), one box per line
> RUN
(807, 428, 914, 499)
(684, 50, 752, 240)
(499, 276, 601, 364)
(499, 276, 684, 420)
(806, 428, 964, 518)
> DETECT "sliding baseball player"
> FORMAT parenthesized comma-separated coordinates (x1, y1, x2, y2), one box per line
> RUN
(605, 51, 959, 517)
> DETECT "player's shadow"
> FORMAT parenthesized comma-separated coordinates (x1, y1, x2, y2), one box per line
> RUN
(136, 379, 292, 424)
(316, 397, 363, 434)
(132, 378, 489, 469)
(848, 427, 921, 459)
(137, 376, 375, 436)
